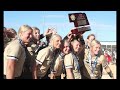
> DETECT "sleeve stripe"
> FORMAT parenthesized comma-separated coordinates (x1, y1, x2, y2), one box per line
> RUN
(65, 65, 73, 69)
(36, 59, 42, 65)
(7, 55, 18, 59)
(103, 64, 108, 68)
(7, 56, 18, 60)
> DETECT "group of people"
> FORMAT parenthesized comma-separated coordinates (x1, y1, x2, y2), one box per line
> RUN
(3, 25, 114, 79)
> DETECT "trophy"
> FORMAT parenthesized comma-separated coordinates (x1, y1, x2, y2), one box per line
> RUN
(68, 12, 91, 34)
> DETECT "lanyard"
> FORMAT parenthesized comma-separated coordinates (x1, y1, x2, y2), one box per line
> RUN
(72, 52, 80, 73)
(49, 46, 56, 73)
(18, 38, 27, 57)
(18, 38, 31, 72)
(88, 51, 98, 75)
(91, 57, 98, 74)
(18, 38, 25, 47)
(59, 52, 65, 72)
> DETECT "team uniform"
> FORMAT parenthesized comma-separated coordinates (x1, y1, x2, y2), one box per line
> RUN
(83, 49, 108, 79)
(77, 45, 89, 79)
(51, 52, 65, 79)
(36, 46, 55, 79)
(21, 40, 47, 79)
(20, 41, 36, 79)
(64, 52, 81, 79)
(4, 37, 11, 49)
(4, 38, 26, 79)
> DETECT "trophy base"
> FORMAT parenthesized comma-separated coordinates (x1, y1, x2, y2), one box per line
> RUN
(71, 25, 91, 34)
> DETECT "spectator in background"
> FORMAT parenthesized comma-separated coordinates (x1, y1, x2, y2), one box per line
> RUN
(85, 34, 95, 49)
(7, 28, 17, 40)
(104, 50, 112, 64)
(4, 27, 10, 49)
(4, 27, 17, 49)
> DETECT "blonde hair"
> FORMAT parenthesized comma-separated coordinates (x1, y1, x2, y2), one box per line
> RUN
(61, 39, 70, 48)
(49, 34, 62, 46)
(90, 40, 101, 47)
(18, 25, 32, 37)
(50, 34, 62, 42)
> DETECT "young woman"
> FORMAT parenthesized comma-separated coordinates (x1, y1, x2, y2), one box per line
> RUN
(50, 39, 70, 79)
(4, 25, 33, 79)
(35, 34, 62, 79)
(85, 34, 95, 49)
(64, 39, 82, 79)
(83, 40, 114, 79)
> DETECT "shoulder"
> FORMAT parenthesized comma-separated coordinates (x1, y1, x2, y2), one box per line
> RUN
(64, 53, 74, 66)
(64, 53, 73, 62)
(65, 53, 72, 58)
(38, 46, 50, 55)
(7, 39, 22, 49)
(98, 55, 106, 62)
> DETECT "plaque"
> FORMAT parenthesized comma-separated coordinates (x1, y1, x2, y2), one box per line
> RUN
(68, 12, 91, 34)
(69, 13, 89, 27)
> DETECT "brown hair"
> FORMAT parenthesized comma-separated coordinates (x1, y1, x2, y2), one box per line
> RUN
(87, 34, 95, 39)
(5, 28, 17, 38)
(32, 27, 40, 33)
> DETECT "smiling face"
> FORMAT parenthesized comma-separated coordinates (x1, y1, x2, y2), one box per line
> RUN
(53, 36, 62, 49)
(71, 40, 81, 53)
(90, 40, 101, 56)
(33, 29, 40, 40)
(62, 41, 70, 54)
(91, 43, 101, 55)
(21, 29, 33, 43)
(18, 25, 33, 44)
(50, 34, 62, 49)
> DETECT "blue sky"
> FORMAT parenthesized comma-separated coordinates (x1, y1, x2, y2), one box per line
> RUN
(4, 11, 116, 41)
